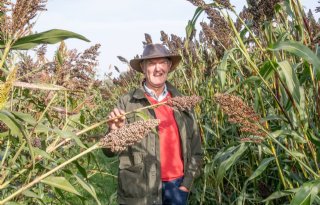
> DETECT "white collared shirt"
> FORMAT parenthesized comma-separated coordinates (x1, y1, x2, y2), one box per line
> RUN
(143, 82, 168, 102)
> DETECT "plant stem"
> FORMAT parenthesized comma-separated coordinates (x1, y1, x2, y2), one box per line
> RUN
(262, 126, 319, 178)
(226, 12, 295, 130)
(0, 144, 100, 204)
(48, 101, 167, 152)
(0, 39, 12, 73)
(268, 140, 288, 189)
(2, 100, 169, 189)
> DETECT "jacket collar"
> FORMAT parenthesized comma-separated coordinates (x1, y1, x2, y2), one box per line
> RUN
(132, 81, 182, 100)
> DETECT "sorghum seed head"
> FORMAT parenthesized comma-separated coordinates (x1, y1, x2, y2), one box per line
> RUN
(99, 119, 160, 152)
(31, 137, 41, 148)
(214, 93, 266, 137)
(167, 95, 202, 111)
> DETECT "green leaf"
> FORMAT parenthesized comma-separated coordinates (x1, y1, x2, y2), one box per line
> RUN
(308, 131, 320, 147)
(0, 110, 23, 138)
(216, 143, 247, 186)
(269, 41, 320, 80)
(202, 124, 217, 136)
(185, 7, 203, 41)
(260, 115, 287, 123)
(290, 151, 306, 158)
(247, 157, 274, 181)
(290, 180, 320, 205)
(33, 148, 54, 161)
(270, 129, 306, 143)
(277, 60, 301, 106)
(0, 110, 35, 169)
(34, 123, 52, 133)
(73, 161, 88, 179)
(217, 49, 236, 89)
(75, 175, 101, 205)
(41, 176, 81, 196)
(22, 190, 41, 199)
(278, 1, 295, 18)
(226, 76, 260, 93)
(11, 111, 37, 125)
(134, 111, 149, 121)
(0, 29, 90, 50)
(53, 129, 86, 148)
(262, 189, 298, 202)
(259, 60, 276, 81)
(238, 157, 274, 205)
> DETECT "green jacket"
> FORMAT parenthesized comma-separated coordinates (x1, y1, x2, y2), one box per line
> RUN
(103, 82, 202, 205)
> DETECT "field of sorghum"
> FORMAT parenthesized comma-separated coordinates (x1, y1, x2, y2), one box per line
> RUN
(1, 0, 320, 204)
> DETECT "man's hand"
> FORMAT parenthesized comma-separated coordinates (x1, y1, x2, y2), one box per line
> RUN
(107, 108, 126, 131)
(178, 186, 189, 192)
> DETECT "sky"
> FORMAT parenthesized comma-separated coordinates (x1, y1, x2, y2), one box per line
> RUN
(33, 0, 319, 78)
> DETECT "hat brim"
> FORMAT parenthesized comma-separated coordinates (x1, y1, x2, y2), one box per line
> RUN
(129, 55, 182, 73)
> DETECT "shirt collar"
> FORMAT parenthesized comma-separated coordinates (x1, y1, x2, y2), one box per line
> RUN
(143, 82, 168, 102)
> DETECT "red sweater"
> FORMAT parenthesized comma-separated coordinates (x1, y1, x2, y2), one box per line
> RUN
(146, 93, 184, 181)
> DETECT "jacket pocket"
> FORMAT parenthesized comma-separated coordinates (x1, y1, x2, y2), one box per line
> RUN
(118, 153, 146, 198)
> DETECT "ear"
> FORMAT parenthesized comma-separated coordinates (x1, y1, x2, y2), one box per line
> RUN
(140, 62, 146, 74)
(168, 59, 173, 70)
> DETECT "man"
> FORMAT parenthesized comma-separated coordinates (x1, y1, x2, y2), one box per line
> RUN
(104, 43, 202, 205)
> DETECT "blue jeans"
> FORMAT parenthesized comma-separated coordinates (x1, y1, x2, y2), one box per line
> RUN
(162, 176, 188, 205)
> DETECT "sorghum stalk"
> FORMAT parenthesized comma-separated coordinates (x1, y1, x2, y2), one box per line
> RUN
(48, 101, 168, 152)
(0, 119, 159, 204)
(0, 144, 99, 205)
(257, 88, 289, 188)
(228, 4, 319, 171)
(1, 95, 202, 190)
(50, 95, 202, 151)
(225, 11, 295, 130)
(4, 102, 167, 184)
(229, 7, 264, 51)
(268, 140, 289, 189)
(261, 125, 320, 178)
(0, 39, 13, 72)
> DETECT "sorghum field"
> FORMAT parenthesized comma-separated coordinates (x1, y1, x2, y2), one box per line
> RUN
(1, 0, 320, 204)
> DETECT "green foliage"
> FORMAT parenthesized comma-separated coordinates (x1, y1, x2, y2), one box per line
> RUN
(0, 29, 90, 50)
(178, 0, 320, 204)
(0, 1, 116, 204)
(2, 0, 320, 204)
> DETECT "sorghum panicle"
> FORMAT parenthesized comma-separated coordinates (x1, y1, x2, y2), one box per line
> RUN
(160, 31, 169, 47)
(215, 0, 232, 10)
(235, 6, 252, 31)
(186, 0, 206, 8)
(12, 0, 47, 35)
(117, 56, 129, 64)
(247, 0, 282, 31)
(31, 137, 41, 148)
(214, 93, 266, 138)
(0, 121, 8, 132)
(143, 33, 153, 46)
(167, 95, 202, 111)
(99, 119, 160, 152)
(0, 0, 47, 37)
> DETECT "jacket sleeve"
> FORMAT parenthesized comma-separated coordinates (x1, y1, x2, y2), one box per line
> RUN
(102, 96, 126, 157)
(181, 111, 203, 190)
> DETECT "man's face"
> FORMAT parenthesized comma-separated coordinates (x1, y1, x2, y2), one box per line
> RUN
(142, 58, 171, 89)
